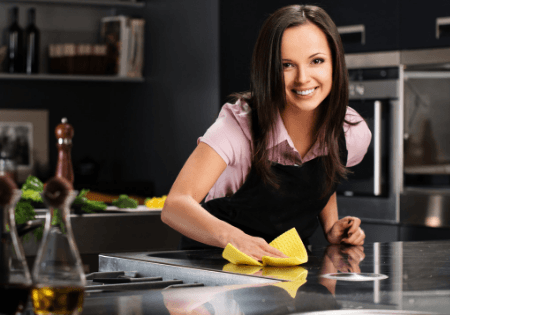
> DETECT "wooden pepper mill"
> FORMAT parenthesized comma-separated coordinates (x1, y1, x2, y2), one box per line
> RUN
(55, 117, 74, 184)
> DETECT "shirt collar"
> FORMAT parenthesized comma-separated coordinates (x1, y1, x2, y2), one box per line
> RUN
(266, 108, 296, 150)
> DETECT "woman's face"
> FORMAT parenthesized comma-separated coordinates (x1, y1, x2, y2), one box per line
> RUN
(281, 22, 333, 114)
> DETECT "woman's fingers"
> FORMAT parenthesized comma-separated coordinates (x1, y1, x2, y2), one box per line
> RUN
(235, 236, 289, 261)
(344, 217, 362, 237)
(342, 227, 365, 245)
(261, 244, 289, 258)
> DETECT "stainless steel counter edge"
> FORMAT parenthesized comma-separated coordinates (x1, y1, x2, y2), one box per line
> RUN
(99, 254, 281, 287)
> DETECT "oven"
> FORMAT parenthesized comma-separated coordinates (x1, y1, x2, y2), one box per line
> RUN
(336, 48, 450, 231)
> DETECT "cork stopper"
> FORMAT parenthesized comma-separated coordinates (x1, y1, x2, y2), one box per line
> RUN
(43, 177, 73, 208)
(0, 175, 18, 206)
(55, 117, 74, 140)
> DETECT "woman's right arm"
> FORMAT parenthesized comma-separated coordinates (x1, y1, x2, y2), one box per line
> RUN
(161, 142, 287, 261)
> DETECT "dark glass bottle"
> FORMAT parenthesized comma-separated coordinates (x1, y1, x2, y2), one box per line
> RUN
(25, 8, 40, 74)
(6, 7, 24, 73)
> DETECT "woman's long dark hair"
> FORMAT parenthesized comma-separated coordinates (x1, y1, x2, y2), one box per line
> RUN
(231, 4, 358, 198)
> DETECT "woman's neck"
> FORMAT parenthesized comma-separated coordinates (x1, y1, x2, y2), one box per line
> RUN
(280, 106, 319, 158)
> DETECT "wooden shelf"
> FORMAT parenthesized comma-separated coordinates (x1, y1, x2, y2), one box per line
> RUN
(0, 73, 144, 82)
(0, 0, 144, 8)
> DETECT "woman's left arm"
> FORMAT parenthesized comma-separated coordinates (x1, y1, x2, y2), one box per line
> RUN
(319, 192, 365, 245)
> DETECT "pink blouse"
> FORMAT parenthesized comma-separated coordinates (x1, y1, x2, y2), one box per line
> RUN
(199, 99, 372, 202)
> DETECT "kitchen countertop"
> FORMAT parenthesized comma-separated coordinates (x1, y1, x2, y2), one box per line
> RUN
(84, 240, 449, 314)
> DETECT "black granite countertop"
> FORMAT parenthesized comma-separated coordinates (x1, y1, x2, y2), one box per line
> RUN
(84, 240, 449, 314)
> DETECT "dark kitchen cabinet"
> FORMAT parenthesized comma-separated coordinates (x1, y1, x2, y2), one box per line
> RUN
(321, 0, 400, 54)
(399, 0, 450, 50)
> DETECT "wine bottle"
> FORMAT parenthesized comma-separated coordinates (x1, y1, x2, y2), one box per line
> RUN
(6, 7, 24, 73)
(25, 8, 40, 74)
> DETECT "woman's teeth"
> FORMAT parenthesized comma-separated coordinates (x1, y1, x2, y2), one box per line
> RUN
(295, 88, 316, 95)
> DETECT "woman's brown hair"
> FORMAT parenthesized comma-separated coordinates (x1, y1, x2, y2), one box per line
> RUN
(232, 4, 357, 198)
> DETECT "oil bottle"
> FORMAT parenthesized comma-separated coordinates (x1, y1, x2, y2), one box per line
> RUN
(0, 175, 33, 315)
(31, 177, 85, 315)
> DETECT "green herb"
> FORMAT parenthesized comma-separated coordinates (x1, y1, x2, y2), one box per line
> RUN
(73, 189, 107, 213)
(21, 189, 42, 203)
(21, 175, 43, 192)
(15, 200, 40, 242)
(112, 195, 138, 209)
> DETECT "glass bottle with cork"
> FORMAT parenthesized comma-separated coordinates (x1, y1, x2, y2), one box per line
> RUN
(31, 177, 85, 315)
(0, 175, 33, 315)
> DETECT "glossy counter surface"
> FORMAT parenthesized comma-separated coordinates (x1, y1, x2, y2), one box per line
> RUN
(86, 241, 449, 314)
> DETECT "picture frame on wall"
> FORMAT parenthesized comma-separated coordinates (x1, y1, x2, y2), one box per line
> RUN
(0, 110, 48, 184)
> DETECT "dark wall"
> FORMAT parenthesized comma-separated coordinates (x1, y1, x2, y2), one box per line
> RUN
(0, 0, 220, 196)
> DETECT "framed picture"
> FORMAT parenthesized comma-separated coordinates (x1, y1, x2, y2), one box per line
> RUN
(0, 110, 48, 183)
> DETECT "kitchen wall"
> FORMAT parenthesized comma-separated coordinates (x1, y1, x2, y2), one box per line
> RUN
(0, 0, 220, 196)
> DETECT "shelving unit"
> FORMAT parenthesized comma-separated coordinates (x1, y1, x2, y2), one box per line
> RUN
(0, 0, 145, 81)
(0, 73, 144, 82)
(0, 0, 144, 8)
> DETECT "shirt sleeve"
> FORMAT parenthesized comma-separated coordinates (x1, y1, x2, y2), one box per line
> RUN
(198, 102, 251, 166)
(344, 106, 372, 167)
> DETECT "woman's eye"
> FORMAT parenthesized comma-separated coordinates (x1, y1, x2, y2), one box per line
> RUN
(312, 58, 325, 64)
(283, 63, 293, 68)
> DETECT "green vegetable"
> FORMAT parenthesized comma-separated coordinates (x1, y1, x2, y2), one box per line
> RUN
(21, 189, 42, 203)
(15, 200, 41, 242)
(112, 195, 138, 209)
(15, 176, 44, 241)
(73, 189, 107, 213)
(21, 175, 43, 192)
(15, 201, 35, 225)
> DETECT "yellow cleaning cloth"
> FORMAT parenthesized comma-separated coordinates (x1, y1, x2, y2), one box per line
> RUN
(222, 228, 308, 267)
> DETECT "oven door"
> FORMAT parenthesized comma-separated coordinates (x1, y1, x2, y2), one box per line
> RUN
(338, 98, 390, 197)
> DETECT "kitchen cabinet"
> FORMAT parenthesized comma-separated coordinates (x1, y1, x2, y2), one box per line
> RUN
(399, 0, 450, 50)
(322, 0, 400, 53)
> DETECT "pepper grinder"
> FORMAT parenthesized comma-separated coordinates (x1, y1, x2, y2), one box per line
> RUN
(55, 117, 74, 184)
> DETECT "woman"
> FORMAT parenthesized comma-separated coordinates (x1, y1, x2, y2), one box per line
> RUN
(161, 4, 372, 261)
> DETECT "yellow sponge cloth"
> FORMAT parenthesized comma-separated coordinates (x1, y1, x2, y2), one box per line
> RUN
(222, 228, 308, 267)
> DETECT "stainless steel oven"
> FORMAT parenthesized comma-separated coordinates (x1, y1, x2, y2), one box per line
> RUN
(337, 48, 450, 231)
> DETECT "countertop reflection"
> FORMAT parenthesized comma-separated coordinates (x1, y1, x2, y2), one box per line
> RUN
(84, 241, 449, 314)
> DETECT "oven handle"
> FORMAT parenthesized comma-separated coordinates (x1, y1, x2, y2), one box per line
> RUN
(373, 100, 383, 196)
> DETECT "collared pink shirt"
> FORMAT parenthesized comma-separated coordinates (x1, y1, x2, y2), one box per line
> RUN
(199, 99, 372, 202)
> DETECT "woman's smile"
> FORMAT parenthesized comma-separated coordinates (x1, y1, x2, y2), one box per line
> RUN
(293, 87, 318, 96)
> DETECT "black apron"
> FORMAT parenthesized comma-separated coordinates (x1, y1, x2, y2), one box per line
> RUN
(179, 132, 348, 249)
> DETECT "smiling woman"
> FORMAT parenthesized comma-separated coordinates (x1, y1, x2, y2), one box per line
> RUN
(161, 5, 371, 261)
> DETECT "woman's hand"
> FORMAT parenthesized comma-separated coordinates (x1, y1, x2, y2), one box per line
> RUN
(230, 233, 288, 262)
(326, 216, 365, 245)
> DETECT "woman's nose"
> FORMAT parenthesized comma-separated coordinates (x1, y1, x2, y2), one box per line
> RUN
(295, 67, 310, 84)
